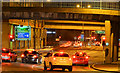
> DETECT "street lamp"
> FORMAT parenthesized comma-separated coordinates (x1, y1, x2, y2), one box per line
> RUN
(47, 0, 51, 2)
(76, 4, 80, 8)
(87, 5, 91, 8)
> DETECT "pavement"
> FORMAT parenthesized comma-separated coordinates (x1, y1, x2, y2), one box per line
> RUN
(91, 64, 120, 72)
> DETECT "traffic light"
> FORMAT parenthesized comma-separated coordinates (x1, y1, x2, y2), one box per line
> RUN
(91, 36, 95, 40)
(78, 36, 81, 40)
(103, 37, 106, 41)
(9, 35, 14, 41)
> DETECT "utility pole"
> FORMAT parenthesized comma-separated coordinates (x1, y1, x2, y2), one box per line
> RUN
(28, 19, 29, 49)
(81, 0, 82, 8)
(100, 0, 102, 9)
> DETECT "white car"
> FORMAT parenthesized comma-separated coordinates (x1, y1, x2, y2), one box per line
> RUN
(44, 52, 72, 71)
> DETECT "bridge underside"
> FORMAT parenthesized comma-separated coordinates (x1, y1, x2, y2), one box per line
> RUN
(2, 7, 120, 64)
(9, 19, 105, 30)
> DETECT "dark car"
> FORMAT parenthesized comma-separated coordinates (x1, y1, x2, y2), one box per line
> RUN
(2, 48, 17, 62)
(21, 49, 42, 64)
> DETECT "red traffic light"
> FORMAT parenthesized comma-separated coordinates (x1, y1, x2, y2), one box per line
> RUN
(9, 35, 13, 39)
(91, 36, 95, 40)
(78, 36, 81, 39)
(103, 37, 106, 41)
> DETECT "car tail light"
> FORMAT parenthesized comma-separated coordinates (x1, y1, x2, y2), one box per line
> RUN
(60, 52, 63, 54)
(80, 52, 83, 54)
(53, 57, 56, 60)
(73, 56, 76, 58)
(69, 58, 71, 60)
(28, 51, 32, 53)
(3, 48, 6, 51)
(8, 53, 11, 56)
(33, 55, 37, 58)
(21, 54, 24, 57)
(86, 56, 89, 59)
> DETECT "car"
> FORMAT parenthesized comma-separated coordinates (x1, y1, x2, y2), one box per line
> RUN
(21, 49, 42, 64)
(73, 42, 80, 47)
(44, 52, 72, 71)
(72, 51, 89, 66)
(60, 41, 72, 48)
(95, 42, 101, 46)
(40, 46, 54, 52)
(2, 48, 17, 62)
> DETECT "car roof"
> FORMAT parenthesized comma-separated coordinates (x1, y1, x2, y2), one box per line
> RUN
(52, 52, 69, 54)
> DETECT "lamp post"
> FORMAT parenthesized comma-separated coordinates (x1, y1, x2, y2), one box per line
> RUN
(100, 0, 102, 9)
(81, 0, 82, 8)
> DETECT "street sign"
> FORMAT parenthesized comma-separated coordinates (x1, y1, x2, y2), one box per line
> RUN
(80, 34, 84, 41)
(15, 25, 31, 40)
(95, 31, 105, 34)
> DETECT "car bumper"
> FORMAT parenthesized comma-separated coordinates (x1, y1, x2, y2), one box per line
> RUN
(2, 56, 10, 61)
(73, 60, 88, 64)
(52, 65, 72, 68)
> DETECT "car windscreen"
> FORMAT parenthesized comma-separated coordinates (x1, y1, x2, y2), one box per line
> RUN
(2, 50, 10, 53)
(54, 53, 69, 57)
(32, 51, 38, 54)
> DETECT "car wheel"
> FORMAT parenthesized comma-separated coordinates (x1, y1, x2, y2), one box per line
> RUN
(62, 68, 65, 71)
(68, 66, 72, 72)
(14, 58, 17, 62)
(44, 62, 47, 70)
(49, 63, 53, 71)
(22, 59, 25, 63)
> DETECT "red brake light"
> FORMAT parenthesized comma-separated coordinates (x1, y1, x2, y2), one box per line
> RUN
(69, 58, 71, 60)
(80, 52, 83, 54)
(86, 56, 89, 59)
(3, 48, 6, 51)
(33, 55, 37, 58)
(28, 51, 32, 53)
(8, 53, 11, 56)
(60, 52, 63, 54)
(53, 57, 56, 60)
(73, 56, 76, 58)
(21, 54, 24, 57)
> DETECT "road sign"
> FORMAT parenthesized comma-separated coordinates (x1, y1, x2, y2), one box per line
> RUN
(15, 25, 31, 40)
(80, 34, 84, 41)
(95, 31, 105, 34)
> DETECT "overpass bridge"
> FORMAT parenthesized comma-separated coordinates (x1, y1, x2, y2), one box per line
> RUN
(2, 6, 120, 64)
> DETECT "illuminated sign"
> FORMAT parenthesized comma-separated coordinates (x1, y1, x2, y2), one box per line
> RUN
(15, 25, 31, 40)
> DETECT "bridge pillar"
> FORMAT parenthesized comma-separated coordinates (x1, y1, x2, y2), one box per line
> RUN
(112, 22, 119, 62)
(104, 20, 112, 63)
(40, 20, 47, 48)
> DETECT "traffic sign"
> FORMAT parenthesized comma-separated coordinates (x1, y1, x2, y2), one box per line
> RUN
(95, 31, 105, 34)
(15, 25, 31, 40)
(80, 34, 84, 41)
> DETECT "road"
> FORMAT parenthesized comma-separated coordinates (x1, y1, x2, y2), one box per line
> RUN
(2, 62, 111, 73)
(2, 46, 111, 73)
